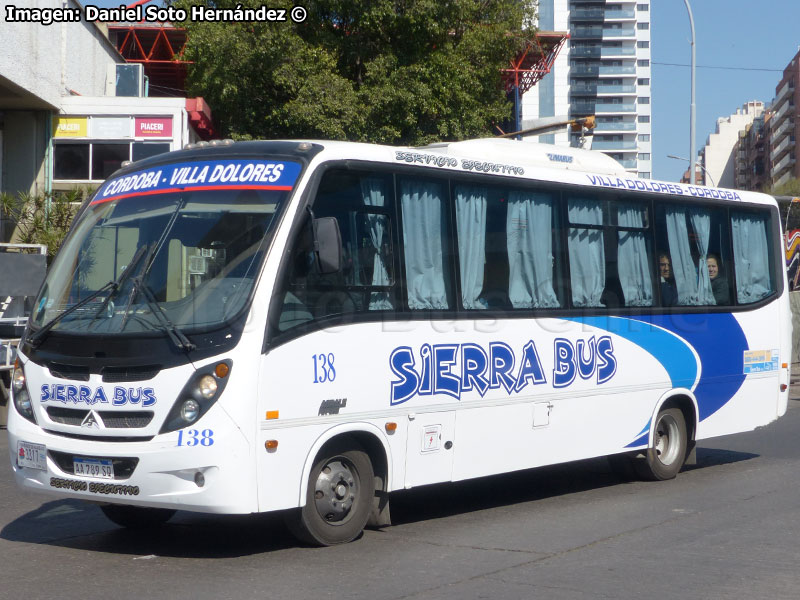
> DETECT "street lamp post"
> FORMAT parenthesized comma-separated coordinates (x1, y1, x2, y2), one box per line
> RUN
(667, 154, 715, 187)
(683, 0, 697, 184)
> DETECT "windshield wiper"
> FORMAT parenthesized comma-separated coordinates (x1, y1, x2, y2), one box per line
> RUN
(28, 245, 150, 347)
(120, 277, 195, 352)
(90, 244, 150, 322)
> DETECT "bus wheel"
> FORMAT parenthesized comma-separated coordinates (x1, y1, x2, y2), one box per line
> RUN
(635, 408, 687, 481)
(286, 441, 374, 546)
(100, 504, 176, 528)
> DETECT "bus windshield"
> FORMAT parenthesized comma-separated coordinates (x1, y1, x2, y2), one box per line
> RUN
(32, 185, 290, 338)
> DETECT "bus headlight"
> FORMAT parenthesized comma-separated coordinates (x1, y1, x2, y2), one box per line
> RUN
(160, 360, 232, 434)
(180, 399, 201, 423)
(11, 360, 36, 424)
(195, 375, 217, 400)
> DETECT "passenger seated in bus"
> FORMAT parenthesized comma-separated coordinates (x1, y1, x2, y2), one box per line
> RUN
(658, 253, 677, 306)
(706, 253, 730, 305)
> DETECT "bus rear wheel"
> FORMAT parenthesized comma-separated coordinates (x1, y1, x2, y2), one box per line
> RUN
(286, 441, 374, 546)
(635, 408, 687, 481)
(100, 504, 176, 528)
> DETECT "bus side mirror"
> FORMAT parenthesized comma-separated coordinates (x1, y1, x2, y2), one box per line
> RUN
(312, 217, 342, 275)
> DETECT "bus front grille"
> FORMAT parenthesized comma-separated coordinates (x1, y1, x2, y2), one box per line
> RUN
(46, 407, 154, 428)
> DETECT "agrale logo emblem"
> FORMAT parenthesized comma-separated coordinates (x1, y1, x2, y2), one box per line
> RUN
(81, 411, 102, 429)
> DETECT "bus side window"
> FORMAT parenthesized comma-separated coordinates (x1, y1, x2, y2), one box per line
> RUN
(654, 203, 731, 307)
(731, 210, 775, 304)
(398, 177, 453, 310)
(614, 201, 654, 308)
(567, 196, 606, 308)
(502, 187, 562, 309)
(276, 170, 396, 332)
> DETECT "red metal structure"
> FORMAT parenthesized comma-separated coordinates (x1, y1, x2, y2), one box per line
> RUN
(502, 31, 570, 95)
(101, 1, 215, 139)
(107, 21, 189, 97)
(501, 31, 569, 134)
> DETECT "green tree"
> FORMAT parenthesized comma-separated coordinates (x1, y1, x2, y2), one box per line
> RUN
(0, 190, 85, 261)
(768, 177, 800, 198)
(172, 0, 536, 144)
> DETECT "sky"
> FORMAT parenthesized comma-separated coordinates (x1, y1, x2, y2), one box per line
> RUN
(89, 0, 800, 183)
(651, 0, 800, 182)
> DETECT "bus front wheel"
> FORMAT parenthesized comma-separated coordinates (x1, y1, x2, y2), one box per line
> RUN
(286, 441, 374, 546)
(636, 408, 687, 481)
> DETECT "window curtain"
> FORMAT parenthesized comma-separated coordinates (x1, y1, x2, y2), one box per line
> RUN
(732, 212, 772, 302)
(617, 203, 652, 306)
(506, 190, 559, 308)
(360, 178, 393, 310)
(568, 198, 605, 307)
(665, 207, 698, 305)
(689, 207, 715, 305)
(400, 180, 449, 309)
(665, 207, 714, 305)
(455, 185, 488, 309)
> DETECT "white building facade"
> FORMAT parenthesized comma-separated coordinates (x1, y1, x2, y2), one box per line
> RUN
(0, 0, 121, 199)
(701, 101, 763, 188)
(523, 0, 652, 177)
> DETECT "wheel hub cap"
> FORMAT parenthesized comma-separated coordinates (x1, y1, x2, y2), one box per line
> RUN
(314, 459, 358, 523)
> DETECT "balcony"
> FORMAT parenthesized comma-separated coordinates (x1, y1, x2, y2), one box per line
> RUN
(595, 102, 636, 113)
(773, 151, 795, 176)
(776, 80, 794, 104)
(571, 65, 600, 77)
(594, 121, 637, 131)
(775, 170, 795, 187)
(572, 46, 602, 58)
(772, 117, 794, 143)
(571, 82, 598, 94)
(598, 65, 636, 76)
(571, 26, 603, 38)
(571, 8, 605, 20)
(601, 46, 636, 57)
(571, 102, 597, 114)
(770, 135, 793, 162)
(602, 27, 635, 38)
(592, 140, 639, 150)
(610, 158, 638, 169)
(604, 8, 636, 19)
(772, 98, 794, 128)
(597, 84, 636, 94)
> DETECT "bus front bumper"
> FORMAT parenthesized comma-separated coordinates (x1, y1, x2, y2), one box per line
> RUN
(7, 407, 257, 514)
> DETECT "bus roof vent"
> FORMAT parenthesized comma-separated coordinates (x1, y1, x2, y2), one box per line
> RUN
(421, 138, 629, 176)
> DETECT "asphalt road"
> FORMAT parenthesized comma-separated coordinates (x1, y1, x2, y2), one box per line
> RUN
(1, 380, 800, 600)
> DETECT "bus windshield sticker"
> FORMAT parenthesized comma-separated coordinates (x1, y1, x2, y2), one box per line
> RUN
(93, 159, 302, 204)
(743, 349, 779, 374)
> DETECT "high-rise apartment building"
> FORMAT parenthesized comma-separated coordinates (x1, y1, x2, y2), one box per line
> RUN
(523, 0, 652, 177)
(734, 113, 769, 191)
(769, 49, 800, 187)
(700, 101, 763, 188)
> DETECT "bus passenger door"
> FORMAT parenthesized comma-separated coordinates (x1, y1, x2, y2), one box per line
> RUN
(403, 411, 456, 488)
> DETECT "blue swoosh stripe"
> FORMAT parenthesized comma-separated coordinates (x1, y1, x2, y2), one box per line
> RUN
(565, 314, 749, 447)
(565, 316, 698, 389)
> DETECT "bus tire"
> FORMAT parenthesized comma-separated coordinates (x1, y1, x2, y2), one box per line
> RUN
(100, 504, 176, 528)
(635, 408, 687, 481)
(286, 441, 374, 546)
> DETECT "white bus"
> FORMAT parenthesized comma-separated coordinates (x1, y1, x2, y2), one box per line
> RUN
(7, 138, 791, 545)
